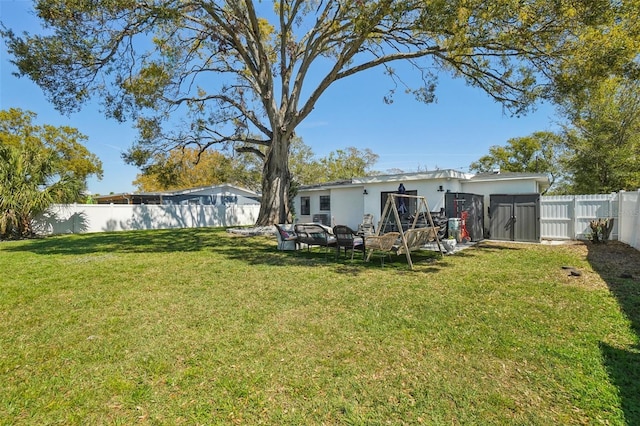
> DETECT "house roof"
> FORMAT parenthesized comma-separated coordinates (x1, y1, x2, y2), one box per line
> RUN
(298, 169, 474, 192)
(353, 169, 472, 184)
(162, 183, 259, 197)
(94, 192, 164, 204)
(296, 169, 550, 193)
(297, 179, 354, 191)
(95, 183, 260, 203)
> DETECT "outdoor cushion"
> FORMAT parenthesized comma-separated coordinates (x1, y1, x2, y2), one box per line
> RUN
(274, 224, 298, 250)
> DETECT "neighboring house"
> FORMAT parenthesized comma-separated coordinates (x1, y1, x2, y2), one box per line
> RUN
(294, 170, 549, 242)
(95, 184, 261, 206)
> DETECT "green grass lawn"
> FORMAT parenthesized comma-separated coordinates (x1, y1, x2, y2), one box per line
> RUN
(1, 228, 639, 425)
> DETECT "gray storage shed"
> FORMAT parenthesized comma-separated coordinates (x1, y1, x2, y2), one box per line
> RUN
(489, 194, 541, 242)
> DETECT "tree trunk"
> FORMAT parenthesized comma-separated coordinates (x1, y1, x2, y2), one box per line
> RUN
(255, 134, 291, 226)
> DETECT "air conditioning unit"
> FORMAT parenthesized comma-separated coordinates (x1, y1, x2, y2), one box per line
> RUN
(312, 214, 329, 226)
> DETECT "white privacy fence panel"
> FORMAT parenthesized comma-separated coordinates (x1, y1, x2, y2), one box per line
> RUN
(35, 203, 261, 235)
(541, 194, 619, 240)
(618, 191, 640, 251)
(574, 194, 619, 240)
(540, 196, 575, 240)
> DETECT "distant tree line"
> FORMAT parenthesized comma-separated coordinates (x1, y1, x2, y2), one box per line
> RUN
(133, 138, 379, 193)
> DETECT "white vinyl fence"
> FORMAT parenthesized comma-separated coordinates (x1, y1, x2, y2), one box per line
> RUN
(541, 191, 640, 250)
(35, 203, 261, 235)
(618, 191, 640, 250)
(541, 193, 619, 240)
(33, 192, 640, 252)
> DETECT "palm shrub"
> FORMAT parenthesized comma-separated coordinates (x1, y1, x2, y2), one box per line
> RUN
(0, 108, 101, 240)
(0, 143, 83, 239)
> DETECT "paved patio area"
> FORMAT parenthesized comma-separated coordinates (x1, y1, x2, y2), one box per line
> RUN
(423, 240, 477, 254)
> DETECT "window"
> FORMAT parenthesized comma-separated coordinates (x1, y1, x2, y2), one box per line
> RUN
(319, 195, 331, 211)
(300, 196, 310, 215)
(381, 190, 417, 215)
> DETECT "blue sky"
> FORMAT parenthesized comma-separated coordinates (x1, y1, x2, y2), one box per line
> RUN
(1, 1, 561, 195)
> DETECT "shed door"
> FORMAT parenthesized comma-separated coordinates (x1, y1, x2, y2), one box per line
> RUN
(490, 196, 514, 241)
(514, 197, 539, 242)
(490, 194, 540, 242)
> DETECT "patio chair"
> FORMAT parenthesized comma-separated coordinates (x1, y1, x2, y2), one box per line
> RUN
(357, 213, 375, 236)
(294, 223, 336, 259)
(333, 225, 365, 260)
(365, 232, 400, 266)
(274, 224, 298, 251)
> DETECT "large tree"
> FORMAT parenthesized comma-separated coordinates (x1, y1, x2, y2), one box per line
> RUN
(3, 0, 634, 224)
(560, 77, 640, 194)
(469, 131, 565, 193)
(135, 140, 379, 191)
(0, 108, 103, 239)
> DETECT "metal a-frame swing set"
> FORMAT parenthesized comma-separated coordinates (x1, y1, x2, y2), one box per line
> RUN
(367, 193, 444, 269)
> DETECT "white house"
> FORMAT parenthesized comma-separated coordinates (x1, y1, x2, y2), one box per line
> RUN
(294, 170, 549, 242)
(96, 184, 261, 206)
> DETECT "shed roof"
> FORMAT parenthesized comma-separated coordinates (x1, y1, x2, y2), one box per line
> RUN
(465, 171, 550, 193)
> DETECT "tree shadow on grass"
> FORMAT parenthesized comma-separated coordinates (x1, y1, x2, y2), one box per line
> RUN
(599, 343, 640, 423)
(587, 242, 640, 425)
(5, 228, 466, 276)
(1, 227, 235, 255)
(220, 240, 450, 275)
(472, 241, 525, 252)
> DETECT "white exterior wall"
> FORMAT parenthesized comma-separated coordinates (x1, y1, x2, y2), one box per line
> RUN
(360, 179, 458, 228)
(34, 203, 261, 235)
(294, 179, 457, 230)
(296, 189, 331, 224)
(294, 173, 551, 239)
(461, 179, 540, 198)
(400, 178, 463, 212)
(617, 191, 640, 250)
(330, 186, 365, 229)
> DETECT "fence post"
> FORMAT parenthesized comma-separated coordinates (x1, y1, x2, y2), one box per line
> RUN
(610, 190, 624, 240)
(618, 191, 625, 243)
(637, 189, 640, 249)
(572, 196, 578, 240)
